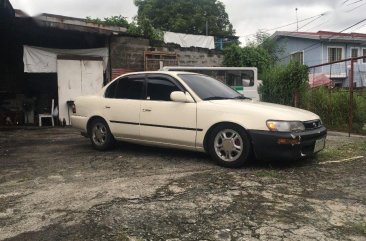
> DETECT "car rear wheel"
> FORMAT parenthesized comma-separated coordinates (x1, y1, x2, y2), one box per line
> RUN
(90, 118, 114, 150)
(208, 124, 251, 168)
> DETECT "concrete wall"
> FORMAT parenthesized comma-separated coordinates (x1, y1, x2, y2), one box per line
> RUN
(110, 35, 223, 73)
(175, 48, 223, 67)
(110, 36, 150, 71)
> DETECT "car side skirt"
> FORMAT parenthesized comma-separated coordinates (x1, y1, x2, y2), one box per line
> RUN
(114, 137, 205, 152)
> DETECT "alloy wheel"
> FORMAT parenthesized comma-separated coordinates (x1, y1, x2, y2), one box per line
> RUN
(214, 129, 244, 162)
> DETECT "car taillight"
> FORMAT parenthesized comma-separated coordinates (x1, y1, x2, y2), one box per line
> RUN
(72, 104, 76, 113)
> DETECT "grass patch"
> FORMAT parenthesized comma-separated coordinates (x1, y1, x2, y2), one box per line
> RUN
(116, 232, 130, 241)
(254, 170, 282, 178)
(345, 222, 366, 236)
(316, 140, 366, 162)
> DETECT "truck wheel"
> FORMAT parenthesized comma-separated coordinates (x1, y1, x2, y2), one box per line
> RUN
(208, 124, 251, 168)
(90, 118, 114, 151)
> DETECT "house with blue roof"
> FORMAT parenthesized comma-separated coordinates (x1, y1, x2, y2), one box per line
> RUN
(273, 31, 366, 87)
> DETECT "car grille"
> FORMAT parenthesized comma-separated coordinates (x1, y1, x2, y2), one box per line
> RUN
(303, 119, 322, 130)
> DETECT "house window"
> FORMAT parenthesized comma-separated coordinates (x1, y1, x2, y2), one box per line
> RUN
(363, 48, 366, 63)
(351, 48, 358, 58)
(328, 47, 342, 62)
(291, 51, 304, 64)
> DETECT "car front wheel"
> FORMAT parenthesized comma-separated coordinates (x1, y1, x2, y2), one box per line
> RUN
(90, 118, 114, 151)
(208, 124, 251, 168)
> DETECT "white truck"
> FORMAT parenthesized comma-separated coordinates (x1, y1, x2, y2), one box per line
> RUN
(161, 66, 261, 100)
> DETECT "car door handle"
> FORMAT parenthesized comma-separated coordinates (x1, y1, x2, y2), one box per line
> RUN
(105, 106, 111, 109)
(142, 109, 151, 112)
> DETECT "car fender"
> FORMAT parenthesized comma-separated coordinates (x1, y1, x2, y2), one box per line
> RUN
(196, 110, 267, 150)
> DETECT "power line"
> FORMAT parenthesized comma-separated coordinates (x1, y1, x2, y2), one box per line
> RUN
(345, 1, 366, 12)
(288, 0, 365, 33)
(351, 22, 366, 31)
(346, 0, 364, 6)
(240, 2, 365, 42)
(237, 13, 326, 38)
(301, 1, 364, 32)
(342, 0, 353, 5)
(298, 13, 327, 31)
(265, 13, 325, 32)
(303, 17, 332, 32)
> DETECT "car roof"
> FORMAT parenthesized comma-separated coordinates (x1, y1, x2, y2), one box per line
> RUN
(122, 71, 198, 76)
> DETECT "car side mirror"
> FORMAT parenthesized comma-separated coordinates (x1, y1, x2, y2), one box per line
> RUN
(170, 91, 192, 103)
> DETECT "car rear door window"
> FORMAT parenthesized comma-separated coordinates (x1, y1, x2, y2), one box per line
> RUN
(115, 76, 144, 100)
(105, 81, 117, 98)
(146, 76, 181, 101)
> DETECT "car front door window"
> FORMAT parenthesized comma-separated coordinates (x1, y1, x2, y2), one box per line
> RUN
(146, 76, 181, 101)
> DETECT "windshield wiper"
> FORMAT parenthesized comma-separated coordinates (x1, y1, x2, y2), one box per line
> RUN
(203, 96, 229, 100)
(232, 95, 252, 100)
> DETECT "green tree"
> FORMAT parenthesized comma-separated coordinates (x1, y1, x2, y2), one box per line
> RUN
(127, 18, 163, 41)
(86, 15, 163, 41)
(134, 0, 234, 36)
(86, 15, 129, 28)
(223, 44, 272, 74)
(222, 43, 242, 67)
(223, 31, 284, 73)
(248, 30, 284, 63)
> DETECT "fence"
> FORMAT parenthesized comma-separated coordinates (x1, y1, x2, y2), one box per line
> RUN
(307, 56, 366, 136)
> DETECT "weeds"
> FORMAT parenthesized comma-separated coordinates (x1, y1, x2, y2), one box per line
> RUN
(301, 88, 366, 133)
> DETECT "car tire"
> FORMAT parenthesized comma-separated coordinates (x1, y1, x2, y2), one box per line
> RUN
(208, 124, 252, 168)
(89, 118, 115, 151)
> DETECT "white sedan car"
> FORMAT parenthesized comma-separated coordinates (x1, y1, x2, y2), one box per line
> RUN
(71, 71, 326, 167)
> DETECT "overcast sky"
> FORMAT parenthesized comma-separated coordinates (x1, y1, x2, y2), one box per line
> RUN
(9, 0, 366, 44)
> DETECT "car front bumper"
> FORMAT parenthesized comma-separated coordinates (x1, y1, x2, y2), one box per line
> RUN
(248, 126, 327, 161)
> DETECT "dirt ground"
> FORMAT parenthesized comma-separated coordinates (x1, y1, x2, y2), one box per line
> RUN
(0, 127, 365, 241)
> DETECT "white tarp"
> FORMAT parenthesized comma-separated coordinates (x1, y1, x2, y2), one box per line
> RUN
(164, 31, 215, 49)
(23, 45, 109, 73)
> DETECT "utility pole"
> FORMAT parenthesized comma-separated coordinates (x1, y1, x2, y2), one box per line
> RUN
(206, 20, 208, 36)
(295, 8, 299, 32)
(204, 11, 208, 36)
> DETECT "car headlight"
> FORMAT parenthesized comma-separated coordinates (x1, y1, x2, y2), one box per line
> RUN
(266, 120, 305, 132)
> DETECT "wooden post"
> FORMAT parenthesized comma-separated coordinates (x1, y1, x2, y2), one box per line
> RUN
(293, 90, 299, 108)
(348, 59, 355, 137)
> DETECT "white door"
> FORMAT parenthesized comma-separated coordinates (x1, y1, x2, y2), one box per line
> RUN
(140, 74, 197, 147)
(57, 58, 103, 125)
(81, 60, 104, 95)
(103, 75, 144, 139)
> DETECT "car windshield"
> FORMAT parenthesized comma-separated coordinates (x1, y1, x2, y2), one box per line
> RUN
(178, 73, 246, 100)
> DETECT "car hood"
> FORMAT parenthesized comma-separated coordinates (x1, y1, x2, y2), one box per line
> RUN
(207, 99, 320, 121)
